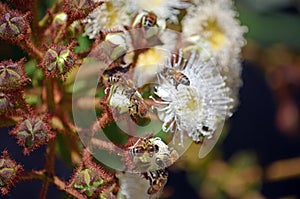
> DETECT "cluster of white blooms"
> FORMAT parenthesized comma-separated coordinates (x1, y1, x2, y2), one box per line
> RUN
(83, 0, 188, 39)
(82, 0, 247, 198)
(182, 0, 248, 107)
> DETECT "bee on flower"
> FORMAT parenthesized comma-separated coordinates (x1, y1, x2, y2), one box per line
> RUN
(151, 51, 233, 145)
(128, 136, 178, 172)
(127, 0, 189, 23)
(105, 75, 148, 121)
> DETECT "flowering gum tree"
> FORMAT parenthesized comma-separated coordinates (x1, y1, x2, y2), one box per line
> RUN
(0, 0, 247, 198)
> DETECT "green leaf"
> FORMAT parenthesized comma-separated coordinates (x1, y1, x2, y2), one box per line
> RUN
(74, 35, 92, 53)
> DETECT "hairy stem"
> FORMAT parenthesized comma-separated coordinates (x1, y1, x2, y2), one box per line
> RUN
(39, 138, 57, 199)
(20, 37, 44, 60)
(54, 177, 88, 199)
(31, 0, 40, 42)
(44, 78, 55, 112)
(21, 171, 87, 199)
(54, 21, 69, 43)
(90, 137, 123, 155)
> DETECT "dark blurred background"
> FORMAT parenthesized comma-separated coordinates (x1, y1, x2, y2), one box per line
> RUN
(1, 0, 300, 198)
(166, 0, 300, 198)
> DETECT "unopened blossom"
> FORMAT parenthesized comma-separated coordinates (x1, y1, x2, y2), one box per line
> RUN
(152, 52, 233, 143)
(10, 115, 55, 155)
(0, 151, 23, 195)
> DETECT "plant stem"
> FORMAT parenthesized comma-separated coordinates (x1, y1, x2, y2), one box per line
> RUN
(44, 78, 56, 112)
(39, 138, 57, 199)
(54, 176, 88, 199)
(54, 21, 69, 43)
(21, 171, 87, 199)
(20, 37, 44, 61)
(90, 137, 123, 155)
(31, 0, 40, 43)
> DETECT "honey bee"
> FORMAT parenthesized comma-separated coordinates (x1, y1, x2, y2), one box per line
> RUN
(162, 67, 190, 88)
(141, 12, 157, 30)
(128, 92, 148, 118)
(106, 75, 148, 119)
(133, 11, 158, 30)
(129, 137, 178, 172)
(129, 137, 159, 158)
(145, 169, 168, 195)
(161, 51, 190, 88)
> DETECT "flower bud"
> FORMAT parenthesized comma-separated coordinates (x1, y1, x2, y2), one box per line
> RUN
(0, 151, 23, 195)
(0, 92, 14, 115)
(64, 0, 103, 22)
(0, 59, 29, 92)
(0, 11, 28, 41)
(41, 45, 76, 80)
(10, 115, 55, 155)
(69, 166, 105, 197)
(52, 12, 68, 27)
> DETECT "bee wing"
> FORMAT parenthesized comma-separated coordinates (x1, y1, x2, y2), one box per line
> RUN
(198, 119, 225, 158)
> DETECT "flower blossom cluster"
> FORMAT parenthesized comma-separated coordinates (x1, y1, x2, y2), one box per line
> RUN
(81, 0, 247, 198)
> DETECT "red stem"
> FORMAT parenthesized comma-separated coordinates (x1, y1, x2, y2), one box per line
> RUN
(39, 138, 57, 199)
(20, 37, 44, 60)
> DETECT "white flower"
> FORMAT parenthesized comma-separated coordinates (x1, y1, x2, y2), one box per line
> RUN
(152, 51, 233, 143)
(83, 0, 131, 39)
(182, 0, 247, 55)
(127, 0, 189, 22)
(182, 0, 247, 108)
(117, 169, 167, 199)
(117, 172, 150, 199)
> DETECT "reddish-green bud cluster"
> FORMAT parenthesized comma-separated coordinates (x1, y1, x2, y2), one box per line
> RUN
(0, 151, 23, 195)
(10, 115, 55, 155)
(0, 59, 30, 92)
(63, 0, 103, 22)
(69, 158, 115, 198)
(69, 166, 105, 197)
(41, 45, 76, 80)
(0, 92, 15, 115)
(0, 10, 28, 42)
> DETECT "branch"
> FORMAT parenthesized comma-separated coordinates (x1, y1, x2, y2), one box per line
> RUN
(19, 37, 44, 60)
(53, 176, 87, 199)
(39, 138, 57, 199)
(90, 137, 124, 155)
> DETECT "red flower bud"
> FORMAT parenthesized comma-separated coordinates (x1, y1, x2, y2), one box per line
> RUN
(0, 58, 30, 92)
(10, 114, 55, 155)
(40, 44, 76, 81)
(63, 0, 103, 22)
(0, 151, 23, 195)
(0, 10, 29, 42)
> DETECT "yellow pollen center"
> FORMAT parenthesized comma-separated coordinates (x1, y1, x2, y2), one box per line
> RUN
(178, 88, 200, 112)
(140, 0, 166, 9)
(105, 3, 119, 26)
(203, 19, 225, 50)
(185, 92, 198, 111)
(136, 49, 166, 70)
